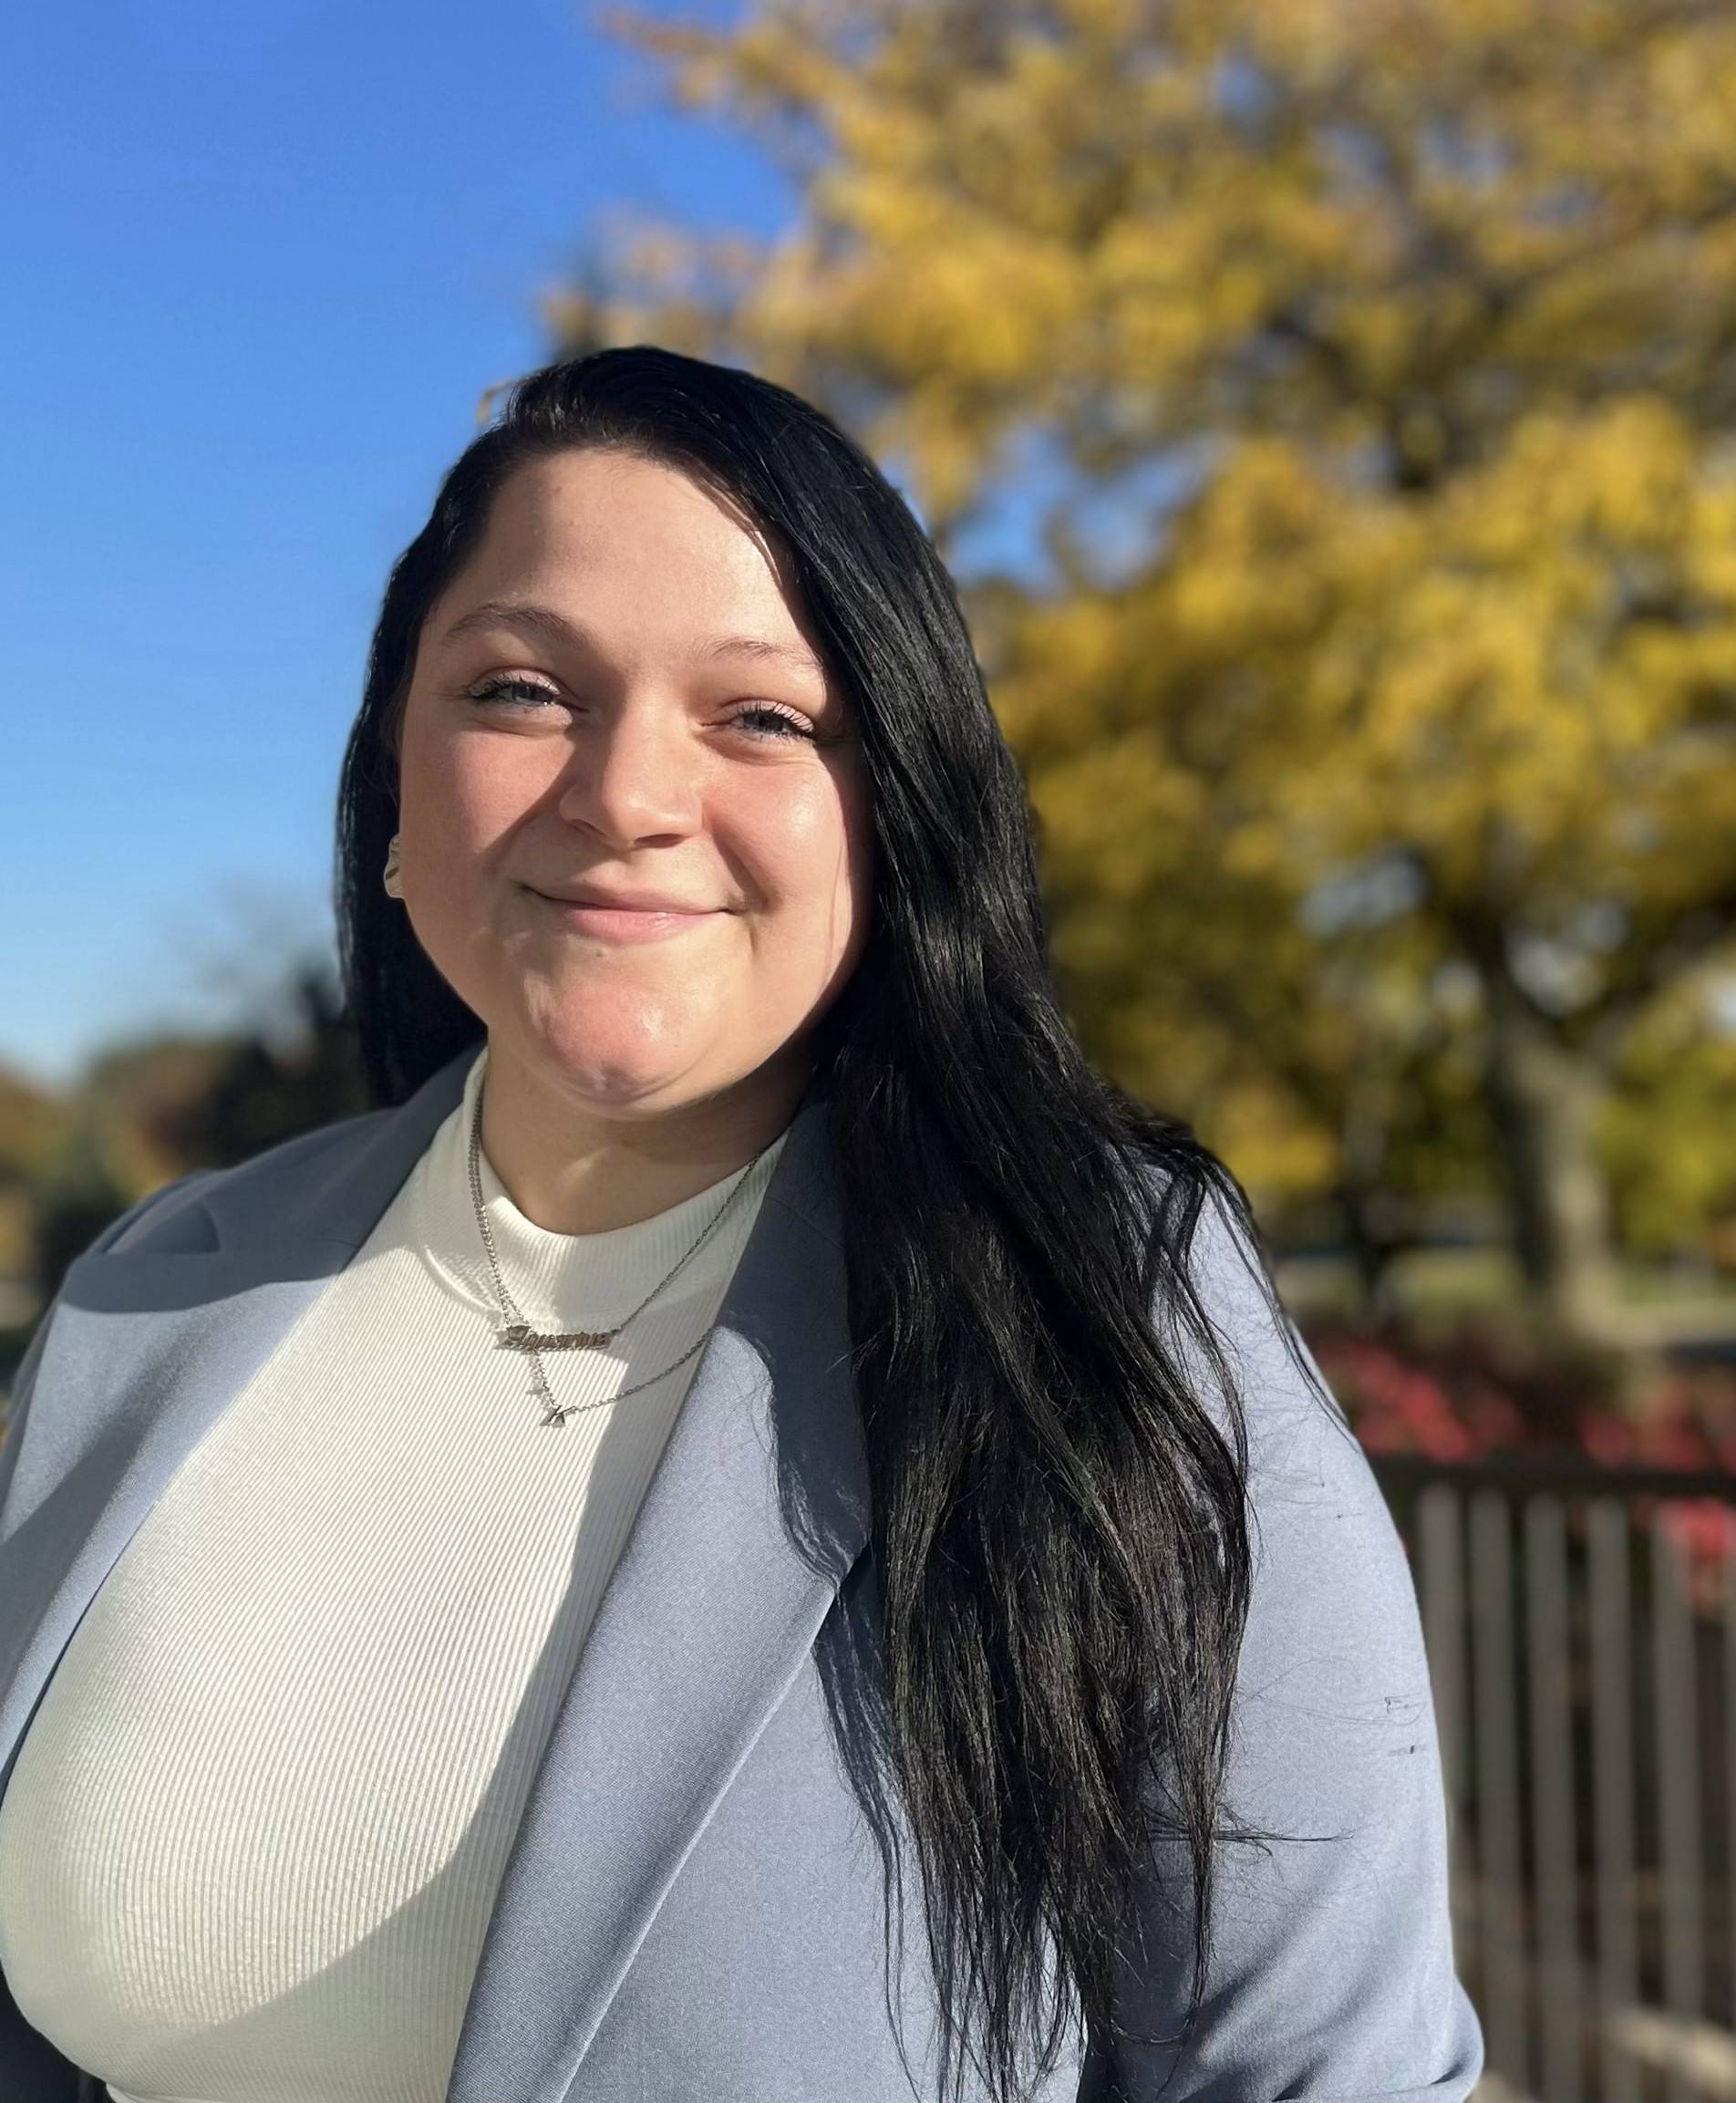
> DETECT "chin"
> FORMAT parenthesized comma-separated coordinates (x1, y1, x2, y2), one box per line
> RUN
(579, 1073, 711, 1119)
(508, 991, 801, 1121)
(541, 1051, 699, 1112)
(521, 1024, 714, 1116)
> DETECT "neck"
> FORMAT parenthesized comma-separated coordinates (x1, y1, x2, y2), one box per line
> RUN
(475, 1039, 811, 1235)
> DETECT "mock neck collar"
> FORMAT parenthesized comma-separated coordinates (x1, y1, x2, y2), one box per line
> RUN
(403, 1044, 791, 1331)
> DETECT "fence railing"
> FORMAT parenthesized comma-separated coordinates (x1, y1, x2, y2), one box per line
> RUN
(1370, 1454, 1736, 2103)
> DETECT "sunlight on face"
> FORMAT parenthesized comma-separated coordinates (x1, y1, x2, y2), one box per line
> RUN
(392, 448, 873, 1122)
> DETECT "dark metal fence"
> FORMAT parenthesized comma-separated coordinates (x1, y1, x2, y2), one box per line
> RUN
(1371, 1454, 1736, 2103)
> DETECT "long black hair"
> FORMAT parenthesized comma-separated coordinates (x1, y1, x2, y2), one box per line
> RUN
(336, 345, 1289, 2101)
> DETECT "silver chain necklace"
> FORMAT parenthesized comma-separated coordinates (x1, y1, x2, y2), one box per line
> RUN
(467, 1060, 775, 1426)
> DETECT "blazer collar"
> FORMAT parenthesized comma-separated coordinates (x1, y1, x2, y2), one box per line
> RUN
(0, 1044, 869, 2103)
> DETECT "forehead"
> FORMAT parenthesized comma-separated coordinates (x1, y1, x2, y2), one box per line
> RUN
(445, 450, 805, 637)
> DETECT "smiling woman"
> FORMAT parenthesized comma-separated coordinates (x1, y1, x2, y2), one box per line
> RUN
(0, 345, 1483, 2103)
(384, 446, 873, 1233)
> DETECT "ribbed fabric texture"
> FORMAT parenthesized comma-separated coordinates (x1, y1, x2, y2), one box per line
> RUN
(0, 1043, 787, 2103)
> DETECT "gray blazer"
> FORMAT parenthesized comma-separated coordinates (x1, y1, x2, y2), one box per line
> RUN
(0, 1044, 1483, 2103)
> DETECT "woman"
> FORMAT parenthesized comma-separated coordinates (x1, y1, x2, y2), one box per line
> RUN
(0, 346, 1483, 2103)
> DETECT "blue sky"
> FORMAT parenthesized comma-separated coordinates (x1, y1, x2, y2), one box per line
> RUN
(0, 0, 819, 1090)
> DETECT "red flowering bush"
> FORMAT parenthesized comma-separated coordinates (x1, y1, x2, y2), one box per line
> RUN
(1302, 1316, 1620, 1462)
(1303, 1316, 1736, 1598)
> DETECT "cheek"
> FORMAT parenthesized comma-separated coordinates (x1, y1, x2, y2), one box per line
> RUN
(398, 715, 539, 864)
(746, 771, 873, 981)
(752, 775, 865, 913)
(831, 761, 875, 936)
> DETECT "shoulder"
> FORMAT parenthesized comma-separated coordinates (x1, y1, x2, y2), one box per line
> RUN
(1147, 1163, 1372, 1505)
(1159, 1169, 1418, 1698)
(87, 1104, 402, 1259)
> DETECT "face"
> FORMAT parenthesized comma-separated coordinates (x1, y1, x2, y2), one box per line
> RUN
(392, 447, 873, 1124)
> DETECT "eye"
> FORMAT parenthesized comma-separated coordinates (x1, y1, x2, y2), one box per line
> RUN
(461, 677, 817, 741)
(728, 701, 817, 741)
(464, 673, 563, 710)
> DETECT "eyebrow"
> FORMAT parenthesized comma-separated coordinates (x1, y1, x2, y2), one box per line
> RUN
(437, 598, 828, 683)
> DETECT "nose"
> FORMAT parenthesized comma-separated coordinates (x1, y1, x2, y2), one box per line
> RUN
(554, 699, 702, 848)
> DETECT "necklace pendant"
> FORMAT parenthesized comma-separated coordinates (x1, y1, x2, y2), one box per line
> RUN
(540, 1402, 570, 1427)
(497, 1321, 615, 1351)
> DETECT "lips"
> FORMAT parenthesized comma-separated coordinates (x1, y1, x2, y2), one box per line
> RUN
(523, 886, 726, 945)
(528, 886, 717, 914)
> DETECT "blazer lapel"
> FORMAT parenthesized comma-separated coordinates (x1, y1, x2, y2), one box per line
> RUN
(0, 1045, 871, 2103)
(444, 1087, 869, 2103)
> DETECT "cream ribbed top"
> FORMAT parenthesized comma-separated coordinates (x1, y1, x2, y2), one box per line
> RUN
(0, 1043, 788, 2103)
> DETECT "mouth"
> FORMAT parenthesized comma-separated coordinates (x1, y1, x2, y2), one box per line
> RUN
(524, 887, 722, 943)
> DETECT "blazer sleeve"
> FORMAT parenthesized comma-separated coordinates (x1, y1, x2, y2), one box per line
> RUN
(1092, 1186, 1485, 2103)
(0, 1173, 218, 2103)
(0, 1169, 220, 1515)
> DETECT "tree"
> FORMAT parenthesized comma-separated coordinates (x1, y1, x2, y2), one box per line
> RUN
(556, 0, 1736, 1342)
(23, 961, 369, 1312)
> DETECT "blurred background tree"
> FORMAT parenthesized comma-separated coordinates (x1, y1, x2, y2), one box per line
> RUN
(0, 961, 368, 1391)
(542, 0, 1736, 1349)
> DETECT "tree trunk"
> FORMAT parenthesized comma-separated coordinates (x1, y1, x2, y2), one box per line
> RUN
(1334, 1056, 1416, 1319)
(1478, 963, 1622, 1346)
(1333, 1176, 1410, 1318)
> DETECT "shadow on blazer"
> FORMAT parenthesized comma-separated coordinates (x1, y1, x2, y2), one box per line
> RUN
(0, 1042, 1484, 2103)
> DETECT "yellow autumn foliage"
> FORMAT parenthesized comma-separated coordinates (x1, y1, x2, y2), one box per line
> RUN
(565, 0, 1736, 1310)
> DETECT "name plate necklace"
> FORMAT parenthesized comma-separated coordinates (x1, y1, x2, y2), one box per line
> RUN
(467, 1062, 775, 1427)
